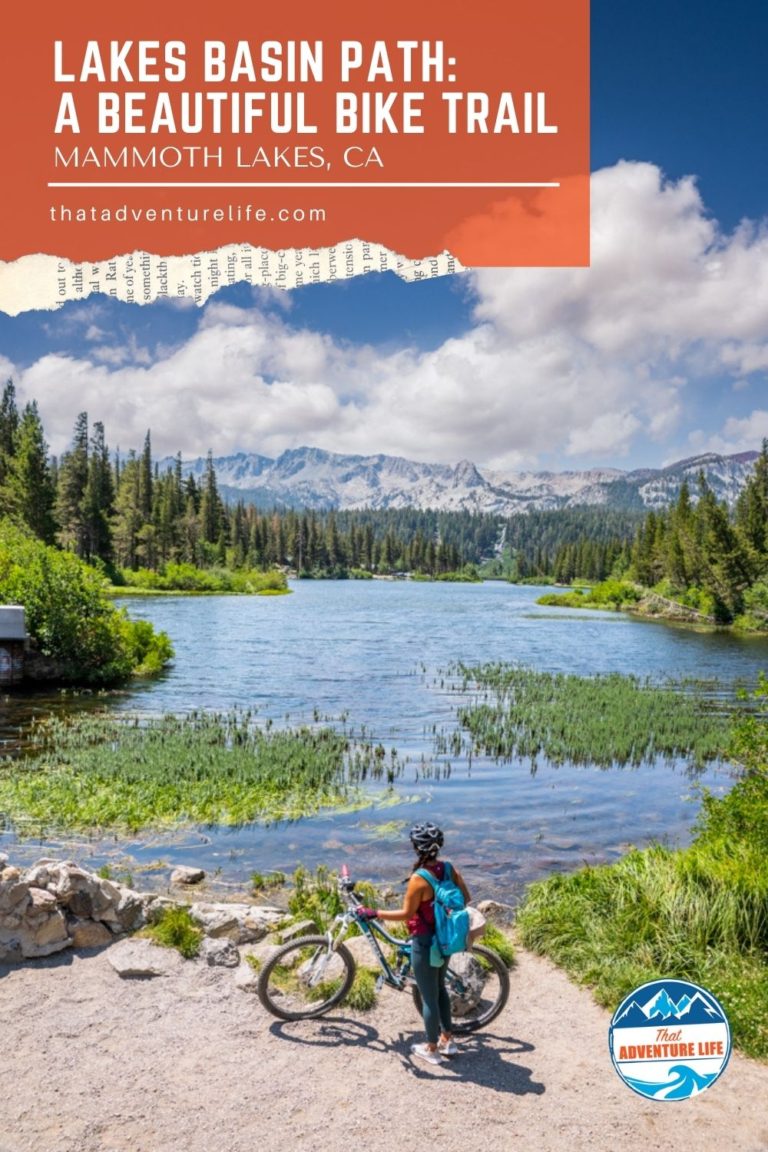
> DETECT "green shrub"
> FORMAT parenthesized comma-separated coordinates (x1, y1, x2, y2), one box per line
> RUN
(288, 865, 344, 930)
(480, 922, 515, 967)
(251, 871, 287, 893)
(144, 905, 202, 959)
(344, 967, 379, 1011)
(119, 563, 288, 595)
(0, 518, 172, 684)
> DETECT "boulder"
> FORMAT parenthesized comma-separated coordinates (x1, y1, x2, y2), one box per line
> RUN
(0, 879, 31, 916)
(189, 902, 283, 944)
(234, 961, 261, 993)
(445, 953, 485, 1016)
(199, 937, 240, 968)
(112, 890, 148, 932)
(27, 887, 58, 917)
(107, 938, 185, 978)
(476, 899, 513, 921)
(279, 919, 317, 943)
(340, 934, 379, 968)
(188, 905, 240, 939)
(170, 866, 205, 886)
(68, 917, 114, 949)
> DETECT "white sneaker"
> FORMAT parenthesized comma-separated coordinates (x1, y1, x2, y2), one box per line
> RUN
(411, 1043, 444, 1066)
(438, 1038, 459, 1056)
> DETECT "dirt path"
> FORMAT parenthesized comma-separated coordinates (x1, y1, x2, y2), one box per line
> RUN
(1, 944, 766, 1152)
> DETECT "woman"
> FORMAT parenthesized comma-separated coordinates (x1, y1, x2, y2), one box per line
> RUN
(358, 821, 471, 1066)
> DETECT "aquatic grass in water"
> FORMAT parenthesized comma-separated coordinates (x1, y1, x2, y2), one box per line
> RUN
(0, 710, 404, 834)
(437, 664, 730, 769)
(516, 684, 768, 1059)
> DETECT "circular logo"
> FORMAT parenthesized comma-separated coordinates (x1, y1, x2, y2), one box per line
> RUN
(609, 978, 731, 1101)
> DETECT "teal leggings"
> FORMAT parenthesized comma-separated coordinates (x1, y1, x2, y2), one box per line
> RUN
(411, 935, 452, 1044)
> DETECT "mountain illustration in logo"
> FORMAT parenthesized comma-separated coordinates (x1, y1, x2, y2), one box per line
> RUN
(613, 985, 725, 1028)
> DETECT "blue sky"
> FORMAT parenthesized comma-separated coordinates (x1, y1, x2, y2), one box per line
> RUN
(1, 1, 768, 471)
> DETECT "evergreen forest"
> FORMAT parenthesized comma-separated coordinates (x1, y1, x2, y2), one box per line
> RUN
(1, 380, 767, 628)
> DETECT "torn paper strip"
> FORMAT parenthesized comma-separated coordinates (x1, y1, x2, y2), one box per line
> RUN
(0, 243, 464, 315)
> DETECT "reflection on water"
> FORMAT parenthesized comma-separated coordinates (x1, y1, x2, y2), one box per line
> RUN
(1, 582, 765, 902)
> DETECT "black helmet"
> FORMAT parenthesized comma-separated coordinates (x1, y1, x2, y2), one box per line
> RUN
(410, 821, 444, 857)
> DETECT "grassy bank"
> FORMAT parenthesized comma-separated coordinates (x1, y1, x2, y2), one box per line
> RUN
(538, 577, 768, 634)
(114, 563, 290, 595)
(441, 663, 729, 768)
(0, 711, 402, 833)
(516, 679, 768, 1059)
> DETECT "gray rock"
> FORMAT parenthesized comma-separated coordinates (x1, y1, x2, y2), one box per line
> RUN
(26, 887, 58, 917)
(188, 901, 282, 942)
(199, 937, 240, 968)
(171, 866, 205, 886)
(341, 935, 379, 968)
(0, 935, 22, 962)
(30, 908, 70, 948)
(476, 899, 513, 920)
(189, 906, 240, 938)
(67, 890, 95, 918)
(68, 917, 114, 949)
(279, 919, 317, 942)
(445, 953, 485, 1017)
(0, 852, 8, 869)
(107, 938, 185, 978)
(234, 961, 261, 992)
(0, 881, 31, 915)
(113, 890, 148, 932)
(143, 895, 177, 924)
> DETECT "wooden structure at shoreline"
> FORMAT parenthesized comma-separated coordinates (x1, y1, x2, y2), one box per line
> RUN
(0, 606, 27, 686)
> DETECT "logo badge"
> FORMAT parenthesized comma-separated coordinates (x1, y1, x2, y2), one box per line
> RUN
(609, 979, 731, 1101)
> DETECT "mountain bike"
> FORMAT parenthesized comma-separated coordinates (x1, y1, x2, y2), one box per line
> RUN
(257, 865, 510, 1027)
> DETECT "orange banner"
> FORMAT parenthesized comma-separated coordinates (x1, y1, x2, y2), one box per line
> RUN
(4, 0, 589, 267)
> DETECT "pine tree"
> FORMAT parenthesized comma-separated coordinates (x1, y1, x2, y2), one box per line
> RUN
(199, 450, 222, 545)
(55, 412, 89, 556)
(735, 440, 768, 563)
(6, 401, 56, 542)
(112, 452, 142, 569)
(0, 379, 19, 491)
(139, 431, 153, 521)
(82, 421, 115, 562)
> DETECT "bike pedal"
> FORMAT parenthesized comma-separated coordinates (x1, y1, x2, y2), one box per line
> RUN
(375, 974, 386, 992)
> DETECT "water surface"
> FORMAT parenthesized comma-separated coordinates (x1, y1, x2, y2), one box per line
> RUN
(3, 581, 767, 902)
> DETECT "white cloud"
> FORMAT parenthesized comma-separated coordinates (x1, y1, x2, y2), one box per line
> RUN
(90, 334, 153, 367)
(10, 160, 768, 467)
(690, 410, 768, 456)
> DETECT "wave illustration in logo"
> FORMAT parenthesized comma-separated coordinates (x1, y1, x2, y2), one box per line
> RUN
(622, 1064, 718, 1101)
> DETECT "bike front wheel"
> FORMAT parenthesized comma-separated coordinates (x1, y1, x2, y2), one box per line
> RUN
(257, 935, 357, 1021)
(411, 943, 510, 1033)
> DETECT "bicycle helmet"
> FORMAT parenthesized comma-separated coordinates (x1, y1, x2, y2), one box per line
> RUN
(410, 821, 444, 857)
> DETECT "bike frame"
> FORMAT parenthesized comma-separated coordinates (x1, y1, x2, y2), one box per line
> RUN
(326, 889, 412, 990)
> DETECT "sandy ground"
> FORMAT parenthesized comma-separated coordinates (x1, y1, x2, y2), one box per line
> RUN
(1, 944, 767, 1152)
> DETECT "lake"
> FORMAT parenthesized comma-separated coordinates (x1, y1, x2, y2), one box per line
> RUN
(2, 580, 768, 903)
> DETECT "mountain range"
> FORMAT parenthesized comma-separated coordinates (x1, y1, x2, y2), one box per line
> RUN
(162, 446, 759, 515)
(614, 986, 725, 1028)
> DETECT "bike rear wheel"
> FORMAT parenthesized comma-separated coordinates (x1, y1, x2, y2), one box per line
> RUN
(411, 942, 510, 1033)
(257, 935, 357, 1021)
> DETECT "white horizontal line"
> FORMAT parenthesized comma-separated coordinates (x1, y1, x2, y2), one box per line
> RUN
(48, 181, 560, 189)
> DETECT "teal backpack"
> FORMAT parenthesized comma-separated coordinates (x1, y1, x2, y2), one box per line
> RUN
(416, 861, 470, 957)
